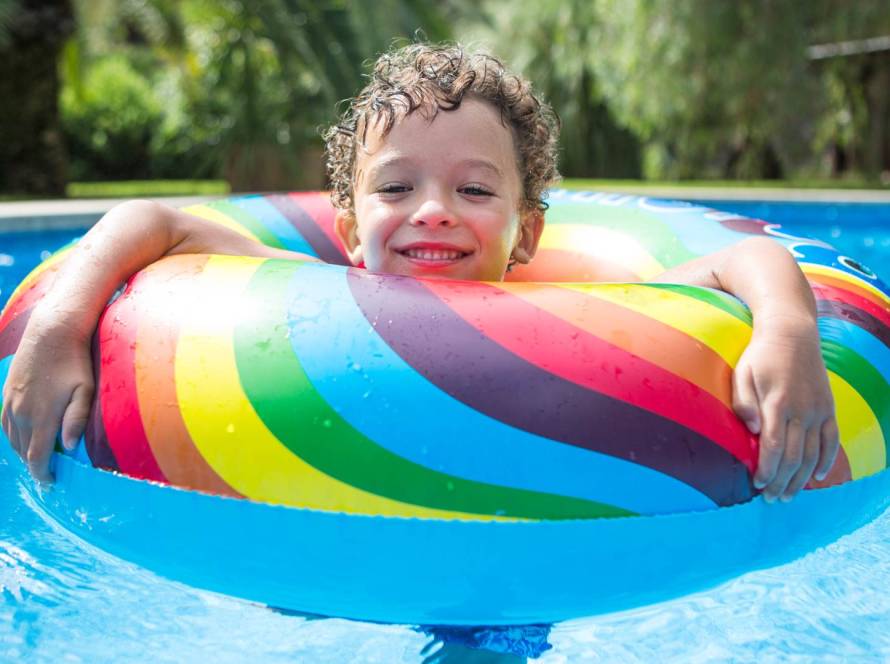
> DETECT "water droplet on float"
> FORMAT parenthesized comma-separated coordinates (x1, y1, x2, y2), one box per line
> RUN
(226, 423, 235, 434)
(322, 419, 332, 428)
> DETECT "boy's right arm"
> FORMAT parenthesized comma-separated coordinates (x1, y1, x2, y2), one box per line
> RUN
(1, 200, 317, 481)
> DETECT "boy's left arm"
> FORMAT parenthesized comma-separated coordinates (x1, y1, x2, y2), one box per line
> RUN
(653, 237, 839, 502)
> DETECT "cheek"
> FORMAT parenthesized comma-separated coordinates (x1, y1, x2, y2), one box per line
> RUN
(485, 212, 521, 253)
(355, 210, 399, 261)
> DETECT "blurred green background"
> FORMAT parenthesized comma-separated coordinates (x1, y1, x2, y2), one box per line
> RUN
(1, 0, 889, 198)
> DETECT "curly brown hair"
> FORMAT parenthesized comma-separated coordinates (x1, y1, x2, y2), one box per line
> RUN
(324, 42, 560, 214)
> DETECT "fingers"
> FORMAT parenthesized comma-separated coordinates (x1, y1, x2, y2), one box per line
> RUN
(26, 427, 56, 483)
(61, 384, 93, 450)
(782, 424, 821, 499)
(1, 404, 21, 456)
(732, 366, 761, 434)
(814, 417, 840, 482)
(761, 417, 804, 502)
(754, 410, 786, 492)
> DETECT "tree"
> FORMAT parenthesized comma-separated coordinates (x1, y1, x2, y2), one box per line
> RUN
(0, 0, 75, 195)
(59, 0, 458, 190)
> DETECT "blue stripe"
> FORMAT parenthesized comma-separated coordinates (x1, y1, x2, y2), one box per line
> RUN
(284, 264, 716, 515)
(637, 204, 755, 256)
(228, 196, 316, 256)
(819, 317, 890, 384)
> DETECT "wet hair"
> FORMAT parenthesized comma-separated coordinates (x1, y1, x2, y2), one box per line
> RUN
(324, 42, 560, 214)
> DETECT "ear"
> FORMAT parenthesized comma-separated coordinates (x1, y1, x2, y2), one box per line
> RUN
(511, 208, 545, 265)
(334, 209, 364, 266)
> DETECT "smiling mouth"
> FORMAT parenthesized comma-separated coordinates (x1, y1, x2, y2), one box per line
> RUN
(398, 248, 471, 262)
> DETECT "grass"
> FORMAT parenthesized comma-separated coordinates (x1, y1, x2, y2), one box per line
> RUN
(66, 180, 230, 198)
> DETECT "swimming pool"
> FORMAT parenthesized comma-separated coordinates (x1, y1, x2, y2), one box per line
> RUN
(1, 198, 889, 662)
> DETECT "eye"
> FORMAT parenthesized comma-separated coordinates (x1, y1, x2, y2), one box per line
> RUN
(460, 184, 494, 197)
(377, 183, 411, 195)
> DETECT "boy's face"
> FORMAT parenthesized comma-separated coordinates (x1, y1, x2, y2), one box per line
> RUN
(335, 97, 542, 281)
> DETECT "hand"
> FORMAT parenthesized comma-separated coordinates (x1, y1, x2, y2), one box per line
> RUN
(732, 316, 839, 502)
(1, 314, 95, 482)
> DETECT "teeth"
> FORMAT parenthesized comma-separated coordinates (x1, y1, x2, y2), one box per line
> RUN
(402, 248, 465, 261)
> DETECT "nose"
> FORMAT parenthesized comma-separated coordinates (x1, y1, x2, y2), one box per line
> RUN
(409, 190, 456, 228)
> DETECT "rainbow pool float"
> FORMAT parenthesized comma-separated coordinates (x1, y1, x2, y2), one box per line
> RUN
(1, 190, 888, 624)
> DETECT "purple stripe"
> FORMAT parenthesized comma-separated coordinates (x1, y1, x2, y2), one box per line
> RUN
(817, 299, 890, 347)
(265, 194, 348, 265)
(347, 271, 753, 506)
(85, 333, 118, 471)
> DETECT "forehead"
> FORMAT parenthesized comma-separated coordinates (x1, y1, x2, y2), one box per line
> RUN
(356, 97, 519, 178)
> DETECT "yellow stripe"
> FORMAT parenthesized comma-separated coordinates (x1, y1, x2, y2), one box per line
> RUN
(175, 255, 489, 519)
(557, 283, 752, 367)
(181, 204, 260, 242)
(539, 225, 665, 280)
(829, 371, 886, 479)
(802, 263, 890, 306)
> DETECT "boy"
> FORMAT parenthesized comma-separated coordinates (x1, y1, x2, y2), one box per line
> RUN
(2, 43, 837, 504)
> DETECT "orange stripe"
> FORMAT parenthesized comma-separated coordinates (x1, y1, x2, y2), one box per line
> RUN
(807, 445, 852, 488)
(503, 283, 734, 408)
(507, 248, 643, 283)
(134, 257, 242, 497)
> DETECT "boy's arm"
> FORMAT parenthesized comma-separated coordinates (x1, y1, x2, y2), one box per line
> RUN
(1, 200, 317, 481)
(653, 236, 839, 501)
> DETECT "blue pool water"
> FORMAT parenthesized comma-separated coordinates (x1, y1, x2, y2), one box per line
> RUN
(1, 199, 889, 662)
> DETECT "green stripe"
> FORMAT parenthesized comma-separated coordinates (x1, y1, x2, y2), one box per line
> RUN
(641, 283, 753, 325)
(206, 200, 285, 249)
(545, 202, 698, 268)
(821, 339, 890, 463)
(234, 260, 632, 520)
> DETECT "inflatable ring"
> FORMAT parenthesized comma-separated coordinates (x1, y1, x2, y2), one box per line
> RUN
(1, 189, 888, 624)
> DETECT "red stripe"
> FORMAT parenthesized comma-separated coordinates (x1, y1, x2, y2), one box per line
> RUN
(423, 280, 758, 471)
(811, 282, 890, 329)
(97, 275, 167, 482)
(286, 192, 347, 260)
(807, 273, 890, 315)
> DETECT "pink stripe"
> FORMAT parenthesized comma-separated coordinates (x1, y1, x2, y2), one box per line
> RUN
(97, 275, 167, 482)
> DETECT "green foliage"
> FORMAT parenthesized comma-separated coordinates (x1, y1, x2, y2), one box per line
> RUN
(0, 0, 20, 49)
(61, 55, 162, 180)
(35, 0, 890, 191)
(590, 0, 821, 180)
(465, 0, 641, 178)
(67, 179, 229, 197)
(58, 0, 459, 189)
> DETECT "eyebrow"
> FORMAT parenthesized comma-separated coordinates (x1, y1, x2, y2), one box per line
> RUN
(460, 159, 504, 179)
(364, 156, 505, 184)
(364, 156, 414, 184)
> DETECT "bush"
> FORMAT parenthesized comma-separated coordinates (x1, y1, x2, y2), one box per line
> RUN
(61, 55, 162, 181)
